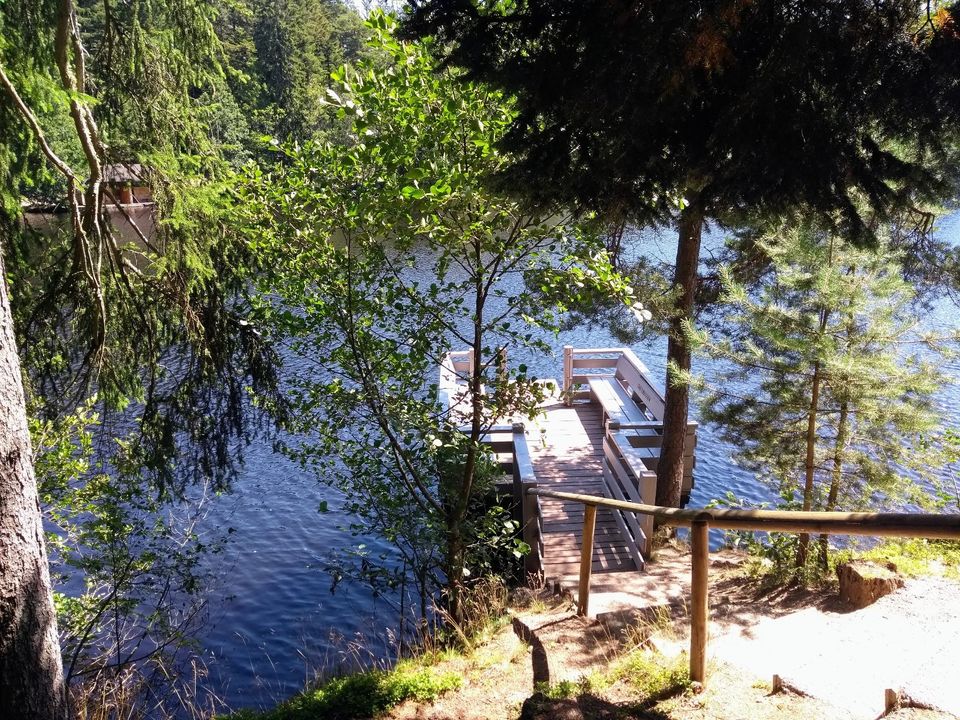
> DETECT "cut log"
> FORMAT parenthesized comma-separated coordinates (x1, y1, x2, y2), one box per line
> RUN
(836, 560, 904, 609)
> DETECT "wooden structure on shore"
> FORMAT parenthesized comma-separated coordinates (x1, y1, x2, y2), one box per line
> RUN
(441, 345, 960, 687)
(439, 345, 697, 578)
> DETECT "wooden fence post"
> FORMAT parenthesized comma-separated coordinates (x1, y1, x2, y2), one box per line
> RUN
(577, 503, 597, 616)
(563, 345, 573, 405)
(690, 516, 710, 684)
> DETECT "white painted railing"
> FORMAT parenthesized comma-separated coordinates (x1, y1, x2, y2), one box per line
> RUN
(438, 349, 473, 417)
(562, 346, 697, 509)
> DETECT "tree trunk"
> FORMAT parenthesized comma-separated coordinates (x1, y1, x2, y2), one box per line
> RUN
(656, 193, 704, 509)
(444, 250, 488, 627)
(819, 401, 849, 570)
(0, 249, 67, 719)
(445, 522, 465, 625)
(796, 361, 822, 570)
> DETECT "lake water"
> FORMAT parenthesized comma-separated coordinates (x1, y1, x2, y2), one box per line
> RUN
(194, 218, 960, 711)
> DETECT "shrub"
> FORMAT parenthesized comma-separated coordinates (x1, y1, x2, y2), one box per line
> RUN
(235, 662, 461, 720)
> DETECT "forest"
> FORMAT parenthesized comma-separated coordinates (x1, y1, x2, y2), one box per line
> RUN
(2, 1, 960, 719)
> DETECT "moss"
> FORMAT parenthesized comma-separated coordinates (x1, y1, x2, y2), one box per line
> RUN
(231, 662, 461, 720)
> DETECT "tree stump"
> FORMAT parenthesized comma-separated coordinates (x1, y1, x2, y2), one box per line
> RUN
(836, 560, 904, 609)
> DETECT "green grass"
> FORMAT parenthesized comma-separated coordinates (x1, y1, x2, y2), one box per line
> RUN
(838, 538, 960, 579)
(534, 678, 585, 700)
(724, 535, 960, 590)
(231, 661, 461, 720)
(604, 649, 690, 700)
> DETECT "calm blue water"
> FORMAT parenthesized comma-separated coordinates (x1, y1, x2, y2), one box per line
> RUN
(194, 217, 960, 711)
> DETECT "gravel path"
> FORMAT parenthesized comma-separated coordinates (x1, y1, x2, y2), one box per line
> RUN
(580, 547, 960, 718)
(708, 576, 960, 718)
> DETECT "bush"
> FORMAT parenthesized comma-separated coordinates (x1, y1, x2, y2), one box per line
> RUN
(609, 650, 690, 701)
(235, 662, 461, 720)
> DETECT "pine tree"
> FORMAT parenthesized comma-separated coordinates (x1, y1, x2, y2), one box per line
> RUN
(689, 219, 954, 571)
(403, 0, 960, 508)
(249, 0, 366, 142)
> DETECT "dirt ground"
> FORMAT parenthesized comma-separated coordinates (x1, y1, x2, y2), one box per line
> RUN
(705, 574, 960, 718)
(388, 550, 960, 720)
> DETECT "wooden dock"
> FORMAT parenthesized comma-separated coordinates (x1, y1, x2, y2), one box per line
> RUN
(440, 346, 699, 614)
(528, 402, 640, 578)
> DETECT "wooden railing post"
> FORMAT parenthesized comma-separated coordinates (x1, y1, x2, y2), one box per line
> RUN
(577, 503, 598, 616)
(563, 345, 573, 405)
(513, 423, 543, 579)
(690, 515, 710, 684)
(511, 424, 524, 526)
(522, 486, 542, 577)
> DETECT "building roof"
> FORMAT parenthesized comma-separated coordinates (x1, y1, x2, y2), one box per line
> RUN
(102, 163, 147, 183)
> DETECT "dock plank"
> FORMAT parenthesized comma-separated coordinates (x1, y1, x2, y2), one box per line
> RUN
(529, 400, 641, 577)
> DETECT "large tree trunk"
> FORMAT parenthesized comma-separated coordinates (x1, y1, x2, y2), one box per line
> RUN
(656, 194, 704, 509)
(0, 249, 67, 720)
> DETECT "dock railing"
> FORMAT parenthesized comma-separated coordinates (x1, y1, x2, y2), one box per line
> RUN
(562, 345, 663, 414)
(526, 486, 960, 685)
(439, 349, 474, 414)
(601, 425, 658, 562)
(478, 423, 544, 579)
(562, 345, 696, 524)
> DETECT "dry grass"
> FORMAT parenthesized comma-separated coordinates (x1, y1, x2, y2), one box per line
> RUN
(70, 657, 226, 720)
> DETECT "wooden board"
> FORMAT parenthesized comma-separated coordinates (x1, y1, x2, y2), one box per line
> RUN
(528, 401, 640, 575)
(587, 377, 648, 426)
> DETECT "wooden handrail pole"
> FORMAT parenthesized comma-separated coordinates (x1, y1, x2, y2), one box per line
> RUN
(563, 345, 573, 405)
(522, 487, 543, 577)
(526, 488, 960, 540)
(577, 503, 598, 616)
(690, 517, 710, 684)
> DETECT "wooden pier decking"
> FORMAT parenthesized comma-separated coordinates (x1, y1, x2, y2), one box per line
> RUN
(527, 402, 640, 578)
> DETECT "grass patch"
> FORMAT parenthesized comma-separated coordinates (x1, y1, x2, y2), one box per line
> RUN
(728, 536, 960, 590)
(606, 649, 690, 700)
(534, 678, 589, 700)
(837, 539, 960, 579)
(231, 661, 461, 720)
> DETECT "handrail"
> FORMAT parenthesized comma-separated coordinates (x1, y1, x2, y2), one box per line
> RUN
(528, 488, 960, 539)
(568, 347, 628, 354)
(527, 486, 960, 685)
